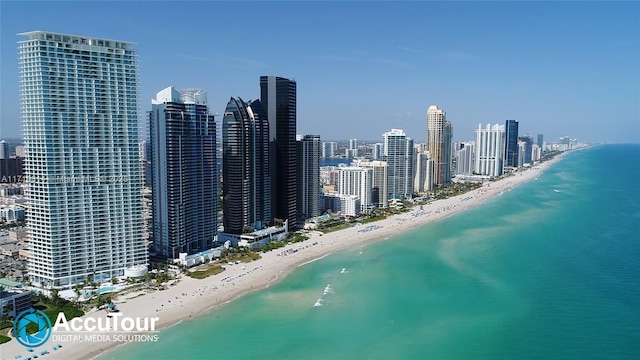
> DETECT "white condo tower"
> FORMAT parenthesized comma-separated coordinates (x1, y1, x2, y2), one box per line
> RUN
(19, 31, 148, 290)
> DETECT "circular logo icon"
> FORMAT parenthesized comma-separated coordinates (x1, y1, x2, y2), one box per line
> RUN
(13, 308, 52, 348)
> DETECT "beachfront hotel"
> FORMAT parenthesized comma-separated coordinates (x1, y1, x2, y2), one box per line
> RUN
(474, 123, 506, 177)
(426, 105, 453, 186)
(260, 76, 298, 230)
(19, 31, 148, 289)
(150, 87, 217, 258)
(221, 97, 270, 234)
(383, 128, 414, 200)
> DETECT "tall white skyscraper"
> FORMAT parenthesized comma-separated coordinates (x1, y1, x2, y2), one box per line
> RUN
(371, 143, 384, 160)
(19, 31, 147, 289)
(358, 160, 388, 209)
(426, 105, 453, 186)
(456, 141, 475, 175)
(383, 129, 413, 200)
(337, 167, 373, 213)
(413, 148, 434, 193)
(474, 124, 506, 177)
(322, 141, 337, 158)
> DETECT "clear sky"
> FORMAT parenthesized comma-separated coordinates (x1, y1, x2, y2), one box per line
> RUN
(1, 1, 638, 144)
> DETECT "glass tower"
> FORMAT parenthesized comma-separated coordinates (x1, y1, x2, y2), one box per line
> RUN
(260, 76, 297, 230)
(426, 105, 453, 186)
(19, 31, 147, 289)
(222, 97, 270, 235)
(504, 120, 519, 167)
(297, 135, 321, 220)
(383, 129, 414, 200)
(150, 87, 217, 258)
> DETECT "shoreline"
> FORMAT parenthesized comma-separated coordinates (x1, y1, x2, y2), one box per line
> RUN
(0, 152, 568, 360)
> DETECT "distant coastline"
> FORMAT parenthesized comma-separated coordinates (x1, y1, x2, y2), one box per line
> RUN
(0, 151, 570, 360)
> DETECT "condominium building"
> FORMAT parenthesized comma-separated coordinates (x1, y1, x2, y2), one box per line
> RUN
(19, 31, 147, 289)
(151, 87, 217, 258)
(519, 136, 534, 165)
(321, 141, 337, 158)
(0, 141, 8, 159)
(357, 160, 388, 209)
(426, 105, 453, 186)
(474, 124, 506, 177)
(413, 148, 434, 193)
(260, 76, 297, 230)
(455, 141, 475, 175)
(504, 120, 519, 168)
(221, 97, 270, 235)
(298, 135, 322, 220)
(383, 129, 414, 200)
(337, 166, 373, 213)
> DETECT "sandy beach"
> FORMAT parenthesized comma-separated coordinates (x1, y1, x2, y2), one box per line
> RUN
(0, 153, 566, 360)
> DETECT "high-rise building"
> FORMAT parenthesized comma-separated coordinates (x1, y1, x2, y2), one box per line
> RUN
(150, 86, 217, 258)
(338, 166, 373, 213)
(371, 143, 384, 160)
(426, 105, 453, 186)
(519, 136, 533, 164)
(14, 145, 26, 158)
(383, 129, 414, 200)
(260, 76, 297, 230)
(413, 148, 434, 193)
(322, 141, 337, 158)
(0, 141, 8, 159)
(221, 97, 270, 235)
(19, 31, 147, 289)
(504, 120, 519, 168)
(455, 141, 475, 176)
(297, 135, 321, 220)
(474, 124, 506, 177)
(537, 134, 544, 150)
(358, 160, 388, 209)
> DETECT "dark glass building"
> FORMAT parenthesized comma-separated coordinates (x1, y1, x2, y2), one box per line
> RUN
(297, 135, 322, 221)
(222, 97, 271, 235)
(504, 120, 519, 167)
(260, 76, 297, 229)
(537, 134, 544, 149)
(150, 87, 217, 259)
(519, 136, 534, 164)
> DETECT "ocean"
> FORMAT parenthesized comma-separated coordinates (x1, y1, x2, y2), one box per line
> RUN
(100, 144, 640, 360)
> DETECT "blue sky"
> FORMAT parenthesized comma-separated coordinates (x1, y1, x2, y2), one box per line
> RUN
(1, 1, 638, 143)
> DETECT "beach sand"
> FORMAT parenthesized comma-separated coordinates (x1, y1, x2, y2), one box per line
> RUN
(0, 154, 565, 360)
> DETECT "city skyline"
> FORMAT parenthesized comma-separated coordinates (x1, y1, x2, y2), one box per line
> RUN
(1, 2, 638, 144)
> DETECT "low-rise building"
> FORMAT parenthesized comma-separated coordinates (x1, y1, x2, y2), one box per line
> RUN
(0, 278, 32, 318)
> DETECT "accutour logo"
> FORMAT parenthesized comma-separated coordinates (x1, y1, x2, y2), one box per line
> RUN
(12, 308, 159, 349)
(12, 308, 52, 348)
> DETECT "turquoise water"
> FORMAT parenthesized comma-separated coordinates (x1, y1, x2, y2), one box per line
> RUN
(96, 286, 116, 294)
(101, 144, 640, 360)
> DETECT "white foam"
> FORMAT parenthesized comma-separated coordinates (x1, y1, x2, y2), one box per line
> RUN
(323, 284, 331, 295)
(340, 268, 347, 274)
(313, 299, 322, 307)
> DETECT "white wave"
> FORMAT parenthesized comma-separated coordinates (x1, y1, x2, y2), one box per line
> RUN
(313, 299, 322, 307)
(323, 284, 332, 295)
(340, 268, 347, 274)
